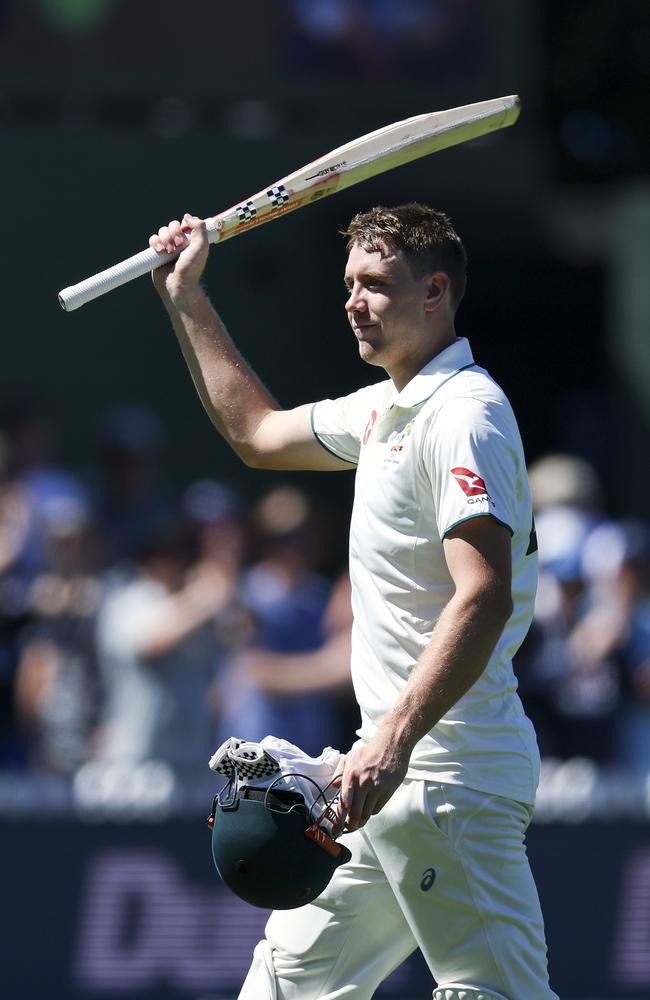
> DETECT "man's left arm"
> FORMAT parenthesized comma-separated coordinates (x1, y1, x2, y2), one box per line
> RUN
(337, 516, 513, 832)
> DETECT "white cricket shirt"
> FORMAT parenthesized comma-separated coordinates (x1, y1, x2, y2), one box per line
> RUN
(312, 337, 540, 805)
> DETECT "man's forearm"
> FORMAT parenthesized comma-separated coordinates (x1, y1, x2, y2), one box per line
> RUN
(334, 588, 511, 834)
(149, 216, 339, 473)
(161, 284, 280, 464)
(377, 589, 511, 757)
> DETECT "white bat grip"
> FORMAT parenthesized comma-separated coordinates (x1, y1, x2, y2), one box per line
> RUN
(58, 219, 220, 312)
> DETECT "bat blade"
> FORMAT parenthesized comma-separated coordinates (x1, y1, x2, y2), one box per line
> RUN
(210, 95, 519, 244)
(58, 96, 520, 311)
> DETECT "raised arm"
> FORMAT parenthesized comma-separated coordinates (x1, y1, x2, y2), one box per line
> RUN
(150, 215, 353, 472)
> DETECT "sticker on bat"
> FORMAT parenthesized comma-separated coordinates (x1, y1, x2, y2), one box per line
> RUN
(234, 198, 305, 233)
(305, 161, 346, 180)
(235, 201, 257, 223)
(267, 184, 290, 207)
(310, 186, 338, 202)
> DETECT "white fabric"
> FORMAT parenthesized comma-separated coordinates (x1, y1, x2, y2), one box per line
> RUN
(312, 337, 540, 805)
(209, 735, 343, 825)
(246, 781, 557, 1000)
(238, 940, 277, 1000)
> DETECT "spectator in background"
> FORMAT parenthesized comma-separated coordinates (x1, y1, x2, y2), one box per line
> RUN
(182, 478, 253, 720)
(217, 485, 336, 756)
(13, 496, 102, 774)
(0, 433, 31, 579)
(94, 515, 234, 775)
(0, 402, 91, 768)
(238, 570, 356, 750)
(0, 397, 89, 584)
(182, 478, 248, 610)
(580, 521, 650, 774)
(92, 404, 174, 567)
(0, 432, 33, 766)
(515, 452, 616, 761)
(528, 449, 604, 498)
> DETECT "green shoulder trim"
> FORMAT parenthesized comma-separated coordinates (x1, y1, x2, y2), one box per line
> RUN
(442, 511, 514, 539)
(412, 362, 477, 408)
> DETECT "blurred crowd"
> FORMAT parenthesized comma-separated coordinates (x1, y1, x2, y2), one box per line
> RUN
(1, 400, 649, 784)
(283, 0, 487, 85)
(517, 454, 650, 775)
(0, 400, 354, 781)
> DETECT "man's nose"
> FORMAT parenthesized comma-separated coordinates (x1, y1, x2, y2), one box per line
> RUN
(345, 286, 366, 313)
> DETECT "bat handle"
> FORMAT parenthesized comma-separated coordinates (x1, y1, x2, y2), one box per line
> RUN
(58, 217, 221, 312)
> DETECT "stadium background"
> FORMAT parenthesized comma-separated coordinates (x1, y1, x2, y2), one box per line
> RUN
(1, 2, 649, 998)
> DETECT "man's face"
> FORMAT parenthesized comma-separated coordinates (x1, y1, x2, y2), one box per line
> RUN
(343, 242, 436, 374)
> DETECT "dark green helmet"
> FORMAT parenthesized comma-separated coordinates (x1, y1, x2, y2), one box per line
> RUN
(209, 784, 351, 910)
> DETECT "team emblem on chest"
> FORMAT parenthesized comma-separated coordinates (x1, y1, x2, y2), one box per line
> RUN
(383, 418, 415, 467)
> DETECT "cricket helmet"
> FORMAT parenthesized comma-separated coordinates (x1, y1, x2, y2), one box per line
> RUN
(208, 780, 351, 910)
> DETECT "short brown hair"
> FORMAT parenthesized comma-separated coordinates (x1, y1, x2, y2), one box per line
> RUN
(343, 203, 467, 310)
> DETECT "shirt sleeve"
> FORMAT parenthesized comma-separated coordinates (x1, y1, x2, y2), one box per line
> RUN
(311, 382, 384, 466)
(424, 395, 520, 539)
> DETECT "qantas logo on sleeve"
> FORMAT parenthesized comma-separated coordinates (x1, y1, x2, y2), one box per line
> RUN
(451, 467, 489, 497)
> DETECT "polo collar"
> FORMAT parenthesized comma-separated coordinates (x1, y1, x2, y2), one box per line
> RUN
(390, 337, 476, 408)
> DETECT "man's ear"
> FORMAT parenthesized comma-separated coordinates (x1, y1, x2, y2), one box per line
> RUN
(423, 272, 450, 313)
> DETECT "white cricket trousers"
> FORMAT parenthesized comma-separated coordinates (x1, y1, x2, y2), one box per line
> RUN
(238, 779, 558, 1000)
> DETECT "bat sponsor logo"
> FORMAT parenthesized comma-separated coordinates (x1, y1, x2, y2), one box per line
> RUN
(305, 161, 346, 180)
(310, 184, 339, 202)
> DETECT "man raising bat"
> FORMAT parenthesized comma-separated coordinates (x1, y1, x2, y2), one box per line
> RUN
(150, 205, 558, 1000)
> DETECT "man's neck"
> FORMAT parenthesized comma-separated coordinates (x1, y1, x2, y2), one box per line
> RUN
(388, 330, 457, 392)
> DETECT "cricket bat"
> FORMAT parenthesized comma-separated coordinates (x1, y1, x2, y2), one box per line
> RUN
(58, 95, 520, 312)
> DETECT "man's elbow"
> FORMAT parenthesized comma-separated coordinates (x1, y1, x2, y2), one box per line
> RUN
(234, 413, 284, 469)
(239, 444, 265, 469)
(238, 444, 280, 470)
(225, 434, 271, 469)
(460, 583, 512, 628)
(487, 587, 513, 628)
